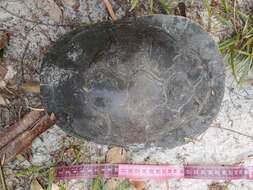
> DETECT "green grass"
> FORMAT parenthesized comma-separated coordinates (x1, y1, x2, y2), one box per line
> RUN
(16, 164, 57, 190)
(158, 0, 173, 14)
(216, 1, 253, 83)
(15, 165, 53, 177)
(47, 168, 55, 190)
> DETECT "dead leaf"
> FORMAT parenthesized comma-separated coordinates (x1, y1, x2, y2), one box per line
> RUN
(30, 178, 44, 190)
(63, 0, 80, 11)
(16, 154, 31, 166)
(130, 180, 147, 190)
(0, 66, 7, 79)
(0, 80, 6, 89)
(44, 0, 62, 23)
(106, 147, 127, 164)
(21, 81, 40, 93)
(52, 183, 60, 190)
(245, 79, 253, 85)
(196, 12, 204, 26)
(4, 65, 16, 81)
(0, 94, 8, 106)
(208, 183, 228, 190)
(177, 2, 186, 17)
(0, 32, 10, 50)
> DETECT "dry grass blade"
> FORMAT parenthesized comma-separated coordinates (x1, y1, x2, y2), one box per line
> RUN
(102, 0, 117, 21)
(30, 178, 44, 190)
(216, 0, 253, 82)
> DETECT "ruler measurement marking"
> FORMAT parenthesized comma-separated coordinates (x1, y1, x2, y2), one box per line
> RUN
(56, 164, 253, 180)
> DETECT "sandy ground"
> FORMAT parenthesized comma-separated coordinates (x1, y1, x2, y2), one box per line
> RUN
(1, 0, 253, 189)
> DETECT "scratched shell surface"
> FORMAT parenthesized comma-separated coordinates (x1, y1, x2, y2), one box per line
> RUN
(40, 15, 225, 147)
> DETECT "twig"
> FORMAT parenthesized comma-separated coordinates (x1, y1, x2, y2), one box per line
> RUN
(102, 0, 117, 21)
(0, 111, 45, 149)
(28, 107, 45, 111)
(212, 125, 253, 140)
(0, 155, 8, 190)
(0, 112, 56, 164)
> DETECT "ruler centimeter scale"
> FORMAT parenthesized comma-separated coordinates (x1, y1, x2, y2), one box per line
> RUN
(56, 164, 253, 180)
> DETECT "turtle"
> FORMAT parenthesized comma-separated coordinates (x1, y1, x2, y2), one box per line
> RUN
(40, 15, 225, 147)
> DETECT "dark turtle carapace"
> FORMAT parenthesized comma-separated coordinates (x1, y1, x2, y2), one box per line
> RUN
(40, 15, 225, 147)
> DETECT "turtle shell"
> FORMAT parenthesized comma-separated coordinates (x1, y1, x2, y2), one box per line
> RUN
(40, 15, 225, 147)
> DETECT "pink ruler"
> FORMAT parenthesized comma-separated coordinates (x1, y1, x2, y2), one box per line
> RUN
(56, 164, 253, 180)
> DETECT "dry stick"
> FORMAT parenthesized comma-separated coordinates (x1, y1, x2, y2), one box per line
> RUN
(0, 155, 7, 190)
(0, 113, 56, 164)
(0, 111, 45, 149)
(102, 0, 117, 21)
(213, 126, 253, 140)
